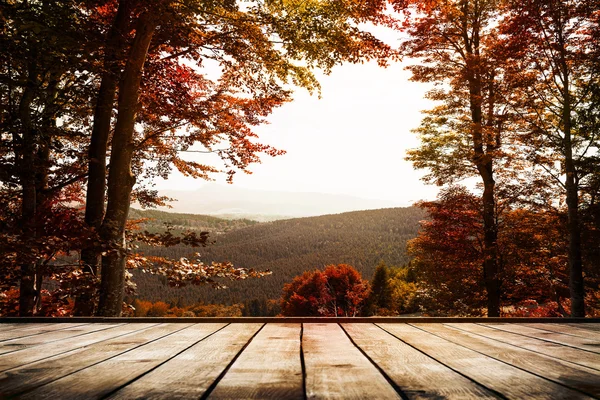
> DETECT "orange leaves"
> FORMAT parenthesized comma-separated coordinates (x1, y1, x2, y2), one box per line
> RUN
(281, 264, 370, 316)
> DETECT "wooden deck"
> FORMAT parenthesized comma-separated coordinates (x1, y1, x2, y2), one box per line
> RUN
(0, 320, 599, 399)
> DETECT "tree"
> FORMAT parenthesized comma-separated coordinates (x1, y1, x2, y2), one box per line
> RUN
(408, 185, 587, 316)
(281, 264, 370, 317)
(365, 262, 393, 315)
(499, 0, 600, 316)
(82, 0, 393, 316)
(0, 1, 97, 315)
(387, 265, 420, 315)
(398, 0, 506, 316)
(408, 186, 487, 315)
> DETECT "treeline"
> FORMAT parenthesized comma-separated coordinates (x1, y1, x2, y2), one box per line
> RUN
(132, 207, 423, 305)
(408, 187, 600, 316)
(400, 0, 600, 317)
(126, 297, 279, 317)
(129, 208, 258, 235)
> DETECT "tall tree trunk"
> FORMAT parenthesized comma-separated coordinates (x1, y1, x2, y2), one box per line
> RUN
(480, 166, 500, 316)
(97, 13, 157, 316)
(75, 0, 133, 316)
(562, 73, 585, 317)
(17, 60, 38, 316)
(463, 7, 501, 317)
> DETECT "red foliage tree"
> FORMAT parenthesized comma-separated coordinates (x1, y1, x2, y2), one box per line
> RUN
(280, 264, 370, 317)
(408, 186, 580, 316)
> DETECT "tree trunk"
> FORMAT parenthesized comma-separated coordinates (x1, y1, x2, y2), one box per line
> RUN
(467, 63, 500, 317)
(481, 171, 500, 317)
(458, 0, 501, 317)
(563, 82, 585, 317)
(97, 13, 157, 317)
(75, 0, 133, 316)
(17, 59, 38, 316)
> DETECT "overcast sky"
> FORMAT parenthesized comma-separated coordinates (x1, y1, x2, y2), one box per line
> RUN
(153, 25, 441, 206)
(153, 60, 441, 205)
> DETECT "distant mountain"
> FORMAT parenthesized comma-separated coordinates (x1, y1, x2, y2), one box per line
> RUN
(154, 183, 405, 220)
(133, 206, 425, 305)
(128, 208, 259, 234)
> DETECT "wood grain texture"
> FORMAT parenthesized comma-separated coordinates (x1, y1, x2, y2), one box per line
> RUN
(0, 323, 119, 357)
(567, 323, 600, 333)
(482, 323, 600, 353)
(342, 323, 495, 399)
(0, 321, 598, 399)
(208, 323, 303, 400)
(18, 323, 223, 400)
(379, 323, 590, 399)
(446, 323, 600, 371)
(0, 323, 158, 397)
(0, 323, 87, 342)
(107, 323, 262, 400)
(303, 323, 401, 400)
(414, 323, 600, 397)
(0, 323, 54, 333)
(523, 323, 600, 340)
(0, 323, 153, 372)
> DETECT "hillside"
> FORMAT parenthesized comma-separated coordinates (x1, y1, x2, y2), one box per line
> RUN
(153, 183, 406, 219)
(132, 207, 425, 305)
(128, 208, 259, 234)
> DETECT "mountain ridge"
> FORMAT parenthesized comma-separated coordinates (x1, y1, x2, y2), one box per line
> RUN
(132, 206, 425, 305)
(151, 183, 407, 219)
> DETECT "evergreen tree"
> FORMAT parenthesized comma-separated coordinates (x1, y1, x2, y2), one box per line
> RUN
(366, 262, 393, 315)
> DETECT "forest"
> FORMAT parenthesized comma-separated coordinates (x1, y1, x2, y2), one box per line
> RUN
(1, 0, 599, 318)
(131, 206, 423, 306)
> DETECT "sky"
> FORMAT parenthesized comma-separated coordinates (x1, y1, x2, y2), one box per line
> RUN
(153, 29, 440, 207)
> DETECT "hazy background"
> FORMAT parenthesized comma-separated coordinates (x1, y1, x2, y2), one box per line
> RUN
(151, 23, 440, 215)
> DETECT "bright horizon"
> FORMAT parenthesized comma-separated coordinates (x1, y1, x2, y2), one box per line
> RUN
(152, 24, 441, 208)
(153, 59, 440, 206)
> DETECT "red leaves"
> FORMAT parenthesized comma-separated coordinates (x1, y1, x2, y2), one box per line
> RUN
(408, 186, 580, 316)
(281, 264, 370, 317)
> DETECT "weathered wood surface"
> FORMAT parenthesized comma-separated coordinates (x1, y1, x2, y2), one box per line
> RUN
(303, 323, 401, 399)
(379, 323, 590, 399)
(209, 323, 303, 399)
(482, 323, 600, 353)
(0, 321, 598, 399)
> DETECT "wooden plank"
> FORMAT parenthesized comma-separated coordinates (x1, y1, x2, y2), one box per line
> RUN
(566, 323, 600, 333)
(0, 323, 120, 356)
(303, 323, 401, 399)
(523, 323, 600, 340)
(0, 323, 53, 333)
(0, 323, 149, 372)
(483, 323, 600, 353)
(0, 323, 160, 397)
(208, 323, 303, 400)
(414, 323, 600, 397)
(379, 323, 589, 399)
(446, 323, 600, 371)
(342, 323, 495, 399)
(18, 323, 223, 400)
(107, 323, 262, 399)
(0, 323, 86, 342)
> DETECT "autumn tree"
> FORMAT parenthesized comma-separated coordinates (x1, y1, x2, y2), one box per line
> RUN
(408, 186, 487, 315)
(0, 1, 98, 315)
(281, 264, 370, 317)
(73, 0, 395, 316)
(499, 0, 600, 316)
(398, 0, 506, 316)
(408, 185, 583, 316)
